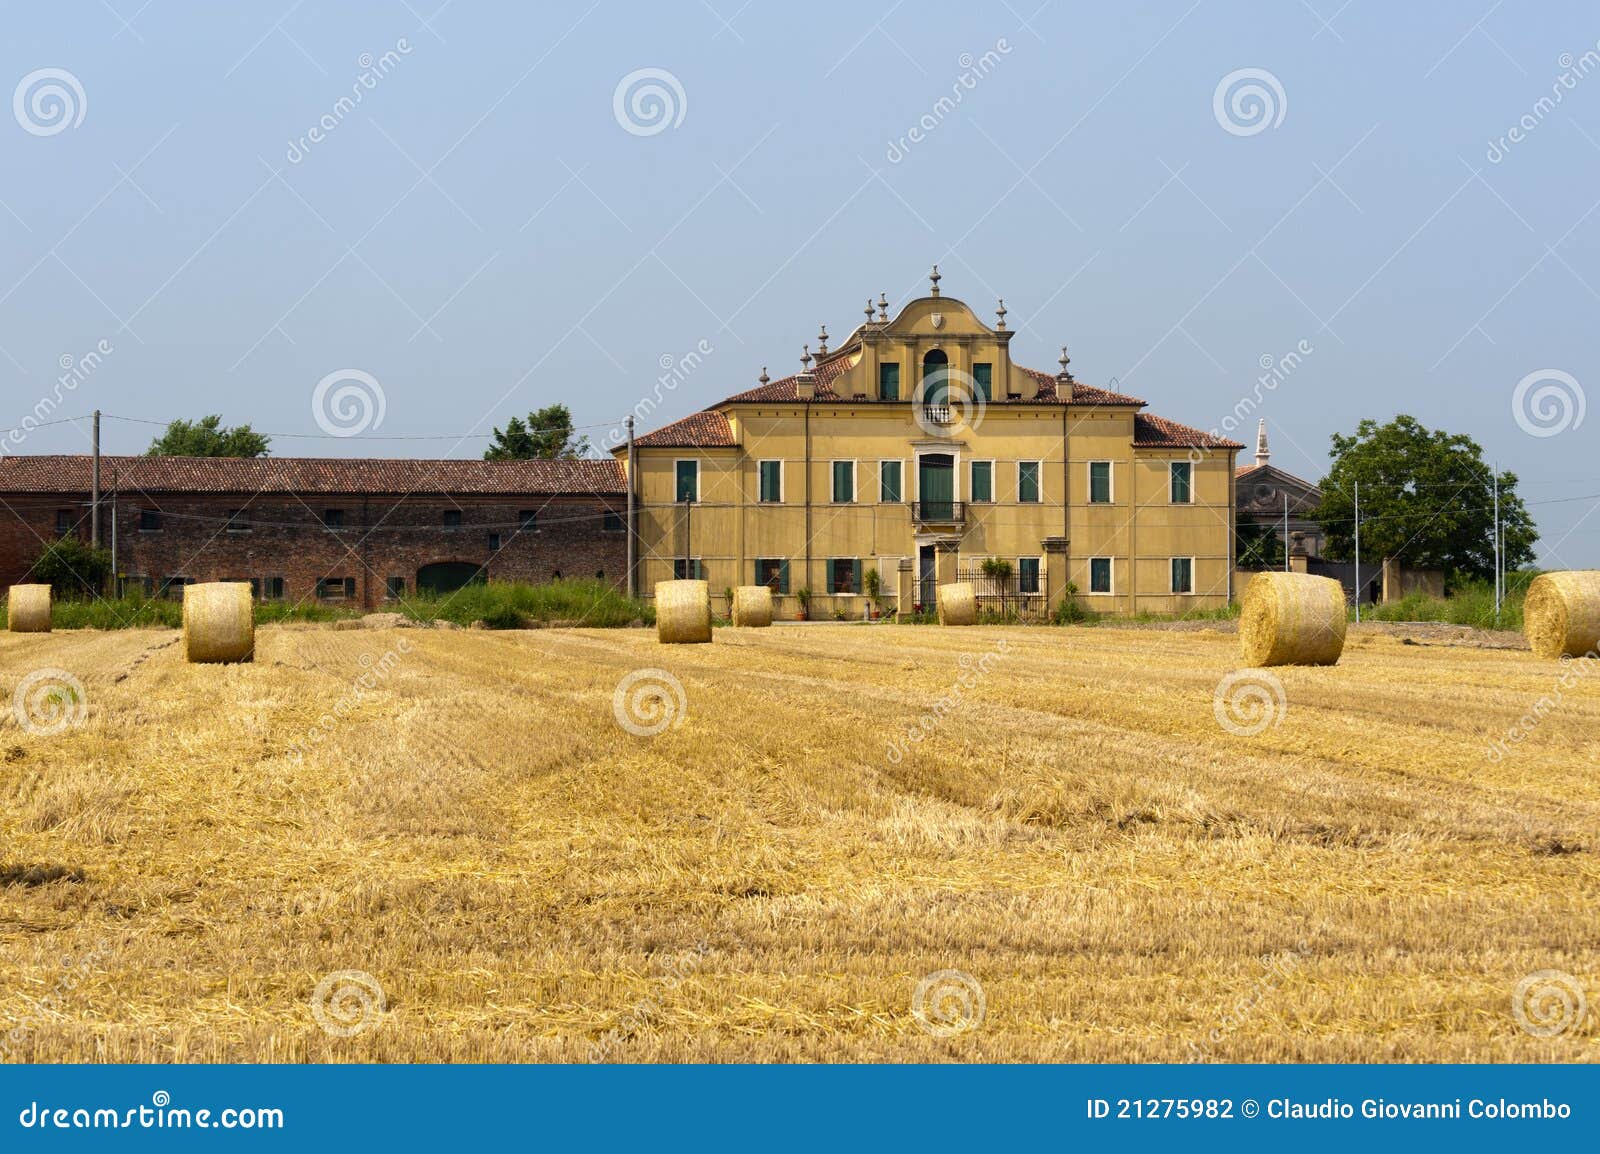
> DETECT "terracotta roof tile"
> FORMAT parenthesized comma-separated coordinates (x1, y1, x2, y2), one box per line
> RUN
(630, 410, 737, 448)
(0, 455, 625, 495)
(722, 361, 1145, 406)
(1132, 413, 1244, 450)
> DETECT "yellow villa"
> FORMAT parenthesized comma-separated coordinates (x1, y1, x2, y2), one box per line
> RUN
(617, 270, 1242, 619)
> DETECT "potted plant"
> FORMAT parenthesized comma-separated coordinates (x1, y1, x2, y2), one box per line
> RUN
(794, 586, 811, 621)
(863, 567, 882, 619)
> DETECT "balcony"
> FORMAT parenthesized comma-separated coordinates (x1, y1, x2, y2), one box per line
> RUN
(919, 402, 954, 426)
(911, 500, 965, 526)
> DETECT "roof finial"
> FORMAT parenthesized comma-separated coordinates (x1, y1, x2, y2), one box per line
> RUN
(929, 264, 941, 297)
(800, 343, 812, 371)
(1255, 417, 1270, 467)
(877, 292, 888, 322)
(758, 366, 770, 385)
(865, 299, 875, 324)
(1057, 344, 1074, 383)
(816, 324, 829, 356)
(995, 298, 1007, 330)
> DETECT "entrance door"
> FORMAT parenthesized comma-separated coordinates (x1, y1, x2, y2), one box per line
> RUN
(919, 544, 936, 608)
(918, 453, 954, 521)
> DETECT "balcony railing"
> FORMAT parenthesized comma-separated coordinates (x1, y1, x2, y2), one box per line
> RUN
(911, 500, 965, 525)
(918, 403, 954, 426)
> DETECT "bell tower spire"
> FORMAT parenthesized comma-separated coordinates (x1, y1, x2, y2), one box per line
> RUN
(1255, 418, 1270, 467)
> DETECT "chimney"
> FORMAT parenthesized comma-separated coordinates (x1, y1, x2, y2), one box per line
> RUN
(795, 343, 816, 400)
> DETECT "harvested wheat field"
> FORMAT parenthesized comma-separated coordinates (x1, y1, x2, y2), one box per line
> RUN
(1, 622, 1597, 1063)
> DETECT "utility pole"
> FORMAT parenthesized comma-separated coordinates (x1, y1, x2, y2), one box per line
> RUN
(1493, 470, 1501, 623)
(110, 467, 118, 597)
(625, 416, 636, 600)
(1282, 492, 1289, 573)
(1354, 480, 1361, 624)
(90, 409, 101, 547)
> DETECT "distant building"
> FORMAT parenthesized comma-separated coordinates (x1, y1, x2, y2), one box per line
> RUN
(1234, 420, 1325, 559)
(0, 455, 627, 610)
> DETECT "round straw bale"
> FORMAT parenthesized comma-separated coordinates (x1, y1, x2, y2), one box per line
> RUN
(937, 581, 977, 626)
(1239, 571, 1346, 666)
(1523, 570, 1600, 659)
(6, 584, 51, 633)
(655, 579, 712, 643)
(731, 585, 773, 627)
(183, 581, 255, 663)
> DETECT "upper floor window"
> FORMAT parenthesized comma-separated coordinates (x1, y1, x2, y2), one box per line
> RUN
(973, 363, 993, 401)
(139, 508, 162, 532)
(55, 508, 74, 536)
(879, 362, 900, 401)
(519, 509, 538, 531)
(970, 460, 993, 503)
(442, 509, 463, 528)
(1088, 461, 1112, 504)
(879, 460, 902, 503)
(225, 508, 250, 532)
(920, 350, 949, 405)
(832, 460, 855, 503)
(602, 510, 624, 532)
(1018, 460, 1041, 503)
(758, 460, 783, 503)
(321, 508, 344, 528)
(1170, 461, 1193, 504)
(675, 459, 699, 503)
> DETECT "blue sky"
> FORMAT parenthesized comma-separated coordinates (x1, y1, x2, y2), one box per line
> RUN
(3, 1, 1598, 564)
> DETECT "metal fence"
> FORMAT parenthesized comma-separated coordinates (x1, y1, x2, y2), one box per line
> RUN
(954, 564, 1046, 618)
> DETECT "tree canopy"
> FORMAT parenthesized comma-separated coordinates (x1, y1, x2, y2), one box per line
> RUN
(29, 535, 112, 596)
(146, 415, 270, 458)
(1314, 415, 1536, 582)
(483, 404, 591, 461)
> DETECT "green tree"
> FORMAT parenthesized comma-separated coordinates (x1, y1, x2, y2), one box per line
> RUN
(1315, 415, 1536, 583)
(146, 415, 269, 457)
(1236, 521, 1285, 569)
(484, 404, 591, 460)
(28, 536, 113, 597)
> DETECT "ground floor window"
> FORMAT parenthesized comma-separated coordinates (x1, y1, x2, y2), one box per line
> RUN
(317, 577, 356, 600)
(161, 576, 193, 599)
(829, 558, 861, 594)
(755, 558, 790, 593)
(673, 558, 705, 580)
(262, 577, 284, 600)
(1171, 556, 1194, 595)
(1088, 557, 1112, 594)
(1018, 557, 1040, 594)
(385, 576, 405, 599)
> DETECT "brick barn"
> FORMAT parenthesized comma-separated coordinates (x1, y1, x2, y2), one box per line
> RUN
(0, 455, 629, 611)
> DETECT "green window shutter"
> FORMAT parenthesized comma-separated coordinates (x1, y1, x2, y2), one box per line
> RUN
(1171, 462, 1192, 503)
(779, 560, 790, 595)
(833, 461, 853, 502)
(880, 460, 902, 503)
(1089, 461, 1111, 503)
(852, 559, 862, 595)
(759, 460, 781, 502)
(970, 461, 992, 503)
(973, 363, 992, 401)
(1019, 557, 1039, 594)
(1090, 557, 1111, 593)
(1019, 461, 1040, 503)
(879, 363, 900, 401)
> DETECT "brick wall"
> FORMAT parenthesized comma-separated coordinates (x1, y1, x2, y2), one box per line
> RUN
(0, 491, 628, 610)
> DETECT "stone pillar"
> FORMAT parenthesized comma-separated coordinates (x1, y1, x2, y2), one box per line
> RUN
(897, 557, 915, 618)
(1042, 536, 1070, 614)
(1288, 532, 1309, 574)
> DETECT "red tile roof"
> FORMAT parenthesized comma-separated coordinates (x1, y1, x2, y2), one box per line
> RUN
(1132, 413, 1244, 450)
(630, 410, 737, 449)
(0, 455, 625, 495)
(1235, 462, 1263, 477)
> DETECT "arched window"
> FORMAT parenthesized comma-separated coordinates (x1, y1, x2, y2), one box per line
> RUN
(920, 349, 949, 405)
